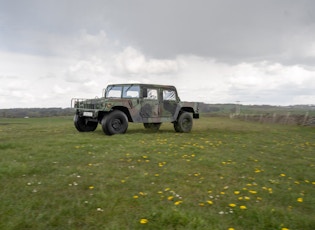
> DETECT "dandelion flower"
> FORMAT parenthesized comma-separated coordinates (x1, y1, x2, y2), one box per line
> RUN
(133, 195, 139, 199)
(228, 228, 235, 230)
(89, 186, 94, 190)
(297, 197, 303, 203)
(199, 202, 205, 207)
(229, 203, 236, 208)
(174, 201, 183, 205)
(234, 191, 240, 195)
(168, 196, 174, 201)
(207, 200, 213, 205)
(140, 218, 149, 224)
(281, 228, 289, 230)
(240, 205, 247, 210)
(280, 173, 286, 177)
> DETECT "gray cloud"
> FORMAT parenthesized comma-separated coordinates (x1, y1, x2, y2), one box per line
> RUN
(0, 0, 314, 108)
(2, 0, 315, 62)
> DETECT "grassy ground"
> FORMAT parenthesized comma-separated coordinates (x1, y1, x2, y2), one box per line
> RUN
(0, 116, 314, 230)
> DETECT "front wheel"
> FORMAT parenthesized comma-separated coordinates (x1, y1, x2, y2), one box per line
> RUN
(174, 112, 193, 133)
(101, 110, 128, 135)
(74, 114, 98, 132)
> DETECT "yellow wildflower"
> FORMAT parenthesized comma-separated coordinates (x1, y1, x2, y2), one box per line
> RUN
(174, 201, 183, 205)
(207, 200, 213, 205)
(297, 197, 303, 203)
(140, 218, 148, 224)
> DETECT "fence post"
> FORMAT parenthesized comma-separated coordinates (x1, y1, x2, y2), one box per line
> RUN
(273, 113, 277, 123)
(303, 112, 309, 126)
(285, 112, 291, 124)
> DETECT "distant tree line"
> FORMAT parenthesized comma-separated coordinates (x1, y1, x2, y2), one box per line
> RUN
(0, 108, 75, 118)
(0, 104, 314, 118)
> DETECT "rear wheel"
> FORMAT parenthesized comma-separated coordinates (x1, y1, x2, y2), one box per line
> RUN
(101, 110, 128, 135)
(143, 123, 162, 131)
(74, 114, 98, 132)
(174, 112, 193, 133)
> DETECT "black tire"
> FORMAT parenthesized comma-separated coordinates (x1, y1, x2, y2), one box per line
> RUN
(174, 112, 193, 133)
(143, 123, 162, 131)
(74, 114, 98, 132)
(101, 110, 128, 135)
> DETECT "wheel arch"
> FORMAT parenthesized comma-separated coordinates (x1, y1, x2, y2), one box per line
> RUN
(97, 106, 132, 122)
(176, 107, 194, 118)
(111, 106, 132, 122)
(178, 107, 199, 119)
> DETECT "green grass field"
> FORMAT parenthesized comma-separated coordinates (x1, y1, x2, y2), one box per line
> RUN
(0, 116, 314, 230)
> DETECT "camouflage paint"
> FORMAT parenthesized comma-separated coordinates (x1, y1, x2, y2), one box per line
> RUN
(72, 83, 199, 124)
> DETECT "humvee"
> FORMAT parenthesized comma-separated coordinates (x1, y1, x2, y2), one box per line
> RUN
(71, 83, 199, 135)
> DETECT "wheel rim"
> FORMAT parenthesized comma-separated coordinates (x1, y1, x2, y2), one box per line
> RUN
(182, 118, 191, 129)
(112, 118, 122, 131)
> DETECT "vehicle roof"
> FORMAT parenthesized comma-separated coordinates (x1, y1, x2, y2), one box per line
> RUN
(107, 83, 177, 90)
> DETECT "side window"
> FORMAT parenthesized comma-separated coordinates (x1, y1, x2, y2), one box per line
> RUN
(123, 85, 140, 98)
(144, 88, 158, 100)
(163, 90, 176, 101)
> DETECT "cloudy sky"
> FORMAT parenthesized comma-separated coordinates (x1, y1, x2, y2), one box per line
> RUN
(1, 0, 315, 108)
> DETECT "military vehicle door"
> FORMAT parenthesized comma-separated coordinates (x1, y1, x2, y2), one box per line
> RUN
(161, 89, 178, 117)
(140, 87, 160, 118)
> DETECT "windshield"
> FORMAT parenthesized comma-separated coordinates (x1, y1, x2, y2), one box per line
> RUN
(105, 85, 140, 99)
(105, 85, 122, 98)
